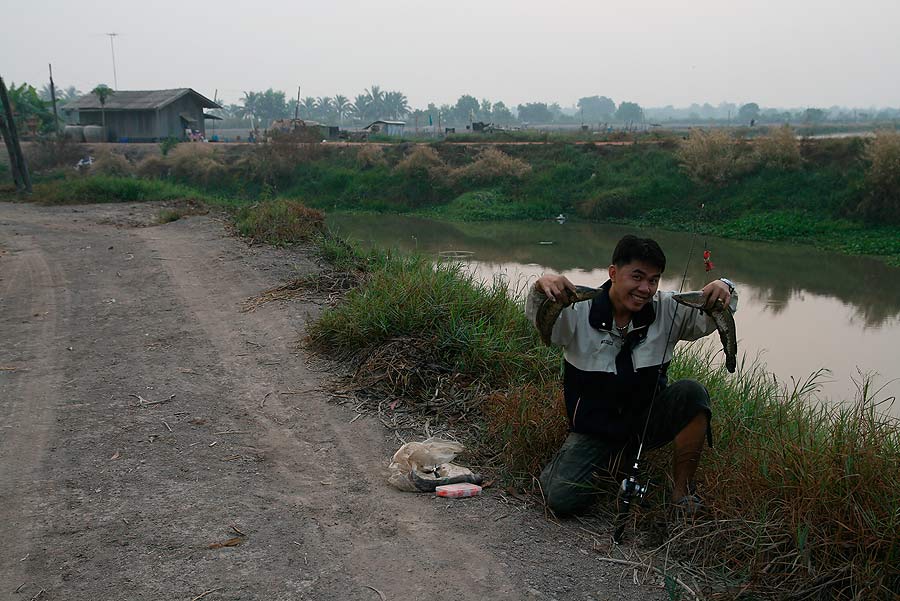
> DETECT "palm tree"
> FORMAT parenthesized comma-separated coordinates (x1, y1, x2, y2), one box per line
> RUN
(241, 90, 261, 121)
(301, 96, 317, 120)
(333, 95, 350, 125)
(353, 93, 372, 124)
(384, 91, 409, 120)
(62, 86, 82, 101)
(91, 84, 114, 135)
(365, 84, 384, 119)
(317, 97, 334, 123)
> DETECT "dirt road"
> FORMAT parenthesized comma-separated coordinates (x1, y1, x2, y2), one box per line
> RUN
(0, 202, 666, 601)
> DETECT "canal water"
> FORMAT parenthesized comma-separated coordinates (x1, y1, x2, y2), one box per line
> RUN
(327, 214, 900, 415)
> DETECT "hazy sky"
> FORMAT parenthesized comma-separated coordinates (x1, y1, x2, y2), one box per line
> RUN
(4, 0, 899, 109)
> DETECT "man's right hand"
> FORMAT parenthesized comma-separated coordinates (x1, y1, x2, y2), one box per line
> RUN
(535, 274, 577, 302)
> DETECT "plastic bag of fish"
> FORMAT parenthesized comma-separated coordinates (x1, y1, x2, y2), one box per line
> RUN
(388, 437, 483, 492)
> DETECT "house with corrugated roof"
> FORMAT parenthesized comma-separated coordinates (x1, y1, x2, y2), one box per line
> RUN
(62, 88, 222, 142)
(363, 120, 406, 136)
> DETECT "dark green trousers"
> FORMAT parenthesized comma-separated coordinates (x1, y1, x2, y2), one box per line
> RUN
(539, 379, 711, 516)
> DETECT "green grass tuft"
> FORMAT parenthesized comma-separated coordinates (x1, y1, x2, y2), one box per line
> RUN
(29, 176, 202, 205)
(233, 199, 326, 245)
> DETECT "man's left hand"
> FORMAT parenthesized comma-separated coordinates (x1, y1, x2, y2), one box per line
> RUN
(700, 279, 732, 309)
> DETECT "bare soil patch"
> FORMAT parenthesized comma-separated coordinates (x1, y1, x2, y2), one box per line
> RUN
(0, 201, 668, 601)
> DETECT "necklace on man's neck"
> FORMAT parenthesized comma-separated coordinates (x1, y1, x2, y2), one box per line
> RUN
(615, 320, 630, 336)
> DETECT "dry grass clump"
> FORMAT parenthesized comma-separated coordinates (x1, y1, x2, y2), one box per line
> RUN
(24, 137, 85, 172)
(645, 355, 900, 599)
(135, 155, 170, 179)
(676, 128, 745, 185)
(451, 147, 532, 184)
(166, 144, 228, 186)
(233, 199, 325, 245)
(483, 383, 568, 477)
(156, 199, 208, 224)
(575, 187, 633, 219)
(753, 125, 802, 170)
(355, 144, 387, 169)
(393, 145, 450, 181)
(857, 130, 900, 222)
(235, 136, 322, 187)
(90, 148, 134, 177)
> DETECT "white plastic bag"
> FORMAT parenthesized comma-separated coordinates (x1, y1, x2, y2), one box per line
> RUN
(387, 437, 480, 492)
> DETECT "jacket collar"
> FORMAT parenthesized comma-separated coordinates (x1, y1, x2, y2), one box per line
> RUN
(588, 279, 657, 333)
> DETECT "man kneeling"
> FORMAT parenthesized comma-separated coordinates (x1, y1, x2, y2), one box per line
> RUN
(525, 235, 738, 516)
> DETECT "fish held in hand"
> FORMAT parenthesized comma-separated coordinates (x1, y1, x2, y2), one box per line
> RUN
(535, 285, 602, 346)
(672, 291, 738, 373)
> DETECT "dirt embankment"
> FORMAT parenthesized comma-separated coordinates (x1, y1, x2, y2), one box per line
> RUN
(0, 202, 666, 601)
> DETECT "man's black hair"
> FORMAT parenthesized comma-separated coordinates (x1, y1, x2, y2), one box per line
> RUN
(611, 235, 666, 272)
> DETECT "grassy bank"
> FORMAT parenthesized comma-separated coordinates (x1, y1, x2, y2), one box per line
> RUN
(297, 224, 899, 599)
(5, 133, 900, 265)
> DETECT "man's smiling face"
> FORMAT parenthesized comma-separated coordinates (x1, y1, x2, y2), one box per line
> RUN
(608, 260, 662, 314)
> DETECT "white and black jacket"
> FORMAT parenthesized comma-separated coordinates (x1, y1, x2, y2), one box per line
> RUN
(525, 279, 738, 439)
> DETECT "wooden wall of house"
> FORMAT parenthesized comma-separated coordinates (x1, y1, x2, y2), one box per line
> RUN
(160, 95, 207, 139)
(75, 110, 159, 141)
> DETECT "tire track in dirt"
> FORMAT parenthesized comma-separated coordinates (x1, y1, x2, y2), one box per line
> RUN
(0, 237, 66, 596)
(138, 219, 520, 600)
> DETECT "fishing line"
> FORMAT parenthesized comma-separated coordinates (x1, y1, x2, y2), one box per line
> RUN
(613, 202, 705, 544)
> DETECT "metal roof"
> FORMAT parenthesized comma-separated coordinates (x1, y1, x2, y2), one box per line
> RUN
(63, 88, 221, 111)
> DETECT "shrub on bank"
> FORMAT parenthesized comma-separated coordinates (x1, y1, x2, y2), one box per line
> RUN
(233, 137, 322, 190)
(439, 190, 529, 220)
(355, 144, 388, 169)
(90, 148, 134, 177)
(858, 130, 900, 223)
(233, 199, 325, 245)
(677, 128, 748, 185)
(394, 145, 450, 181)
(575, 187, 636, 220)
(754, 125, 802, 170)
(135, 155, 170, 179)
(25, 137, 85, 172)
(167, 144, 228, 187)
(451, 147, 532, 184)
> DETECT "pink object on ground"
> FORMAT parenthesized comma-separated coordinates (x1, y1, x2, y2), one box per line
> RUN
(435, 483, 482, 498)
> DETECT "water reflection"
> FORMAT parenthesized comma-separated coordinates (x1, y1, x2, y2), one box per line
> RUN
(327, 214, 900, 408)
(330, 215, 900, 328)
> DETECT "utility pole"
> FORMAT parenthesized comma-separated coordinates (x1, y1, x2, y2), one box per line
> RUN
(49, 64, 60, 134)
(106, 32, 119, 89)
(294, 86, 301, 121)
(0, 76, 32, 193)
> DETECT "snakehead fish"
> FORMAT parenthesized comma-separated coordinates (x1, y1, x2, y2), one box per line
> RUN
(535, 285, 602, 346)
(672, 291, 738, 373)
(408, 469, 484, 492)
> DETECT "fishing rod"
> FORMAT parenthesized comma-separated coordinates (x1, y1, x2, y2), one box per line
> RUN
(613, 204, 705, 545)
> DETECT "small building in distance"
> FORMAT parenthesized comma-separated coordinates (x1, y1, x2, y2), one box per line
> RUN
(62, 88, 222, 142)
(364, 120, 406, 136)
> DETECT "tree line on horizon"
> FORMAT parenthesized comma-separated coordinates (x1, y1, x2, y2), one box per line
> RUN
(2, 79, 898, 135)
(185, 88, 900, 130)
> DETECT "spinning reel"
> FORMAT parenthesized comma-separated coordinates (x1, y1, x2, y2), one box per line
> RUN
(612, 457, 651, 544)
